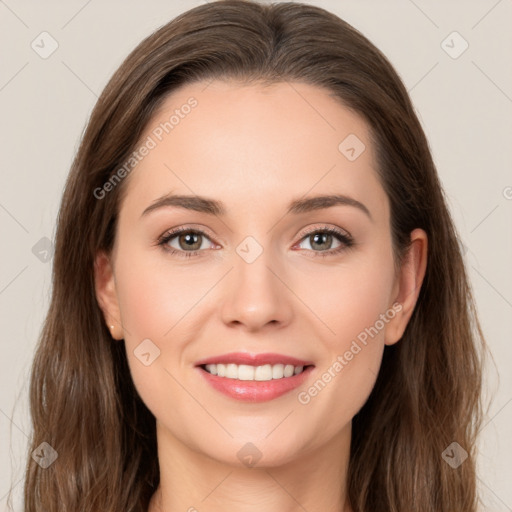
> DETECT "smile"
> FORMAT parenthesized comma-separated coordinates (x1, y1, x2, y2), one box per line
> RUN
(195, 352, 315, 402)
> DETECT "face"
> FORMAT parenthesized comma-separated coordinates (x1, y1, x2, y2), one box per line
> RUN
(95, 80, 425, 468)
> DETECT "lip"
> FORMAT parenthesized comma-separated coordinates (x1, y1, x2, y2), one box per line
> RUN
(195, 352, 314, 367)
(195, 352, 315, 403)
(197, 365, 315, 402)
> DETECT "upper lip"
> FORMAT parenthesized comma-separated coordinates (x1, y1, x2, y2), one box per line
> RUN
(195, 352, 314, 367)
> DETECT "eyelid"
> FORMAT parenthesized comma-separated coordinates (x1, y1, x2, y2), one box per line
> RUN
(157, 224, 219, 244)
(298, 224, 352, 240)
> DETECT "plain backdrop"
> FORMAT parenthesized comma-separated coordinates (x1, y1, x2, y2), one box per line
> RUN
(1, 1, 511, 510)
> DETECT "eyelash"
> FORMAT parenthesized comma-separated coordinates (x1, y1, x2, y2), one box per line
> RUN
(156, 225, 354, 259)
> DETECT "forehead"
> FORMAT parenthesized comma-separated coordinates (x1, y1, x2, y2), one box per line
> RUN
(119, 80, 387, 221)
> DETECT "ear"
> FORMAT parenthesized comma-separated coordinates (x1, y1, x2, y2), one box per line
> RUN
(94, 251, 123, 340)
(385, 228, 428, 346)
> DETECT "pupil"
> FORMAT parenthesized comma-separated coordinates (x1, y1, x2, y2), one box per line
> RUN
(312, 233, 331, 250)
(181, 233, 200, 249)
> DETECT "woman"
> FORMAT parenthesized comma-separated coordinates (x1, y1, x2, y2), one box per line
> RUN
(20, 0, 487, 510)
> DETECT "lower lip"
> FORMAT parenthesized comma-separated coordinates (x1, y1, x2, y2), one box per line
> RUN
(197, 365, 315, 402)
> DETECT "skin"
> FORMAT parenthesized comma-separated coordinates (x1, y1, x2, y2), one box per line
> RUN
(95, 80, 427, 512)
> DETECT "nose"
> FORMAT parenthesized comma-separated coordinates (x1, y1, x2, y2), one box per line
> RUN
(220, 246, 294, 333)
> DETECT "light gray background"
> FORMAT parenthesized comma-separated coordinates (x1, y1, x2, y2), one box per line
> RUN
(1, 0, 511, 510)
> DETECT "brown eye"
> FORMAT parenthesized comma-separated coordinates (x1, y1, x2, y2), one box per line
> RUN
(158, 228, 214, 258)
(175, 232, 203, 251)
(296, 227, 354, 258)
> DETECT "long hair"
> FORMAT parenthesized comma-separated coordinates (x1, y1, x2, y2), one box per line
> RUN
(17, 1, 487, 510)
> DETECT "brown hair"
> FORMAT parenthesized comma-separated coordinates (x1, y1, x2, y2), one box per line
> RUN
(15, 0, 487, 510)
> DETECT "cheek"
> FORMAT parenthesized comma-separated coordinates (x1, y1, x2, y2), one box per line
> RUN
(306, 247, 396, 350)
(298, 248, 395, 416)
(114, 244, 209, 341)
(333, 267, 394, 345)
(112, 245, 219, 413)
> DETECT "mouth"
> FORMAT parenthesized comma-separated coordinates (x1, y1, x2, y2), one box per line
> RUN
(195, 353, 315, 402)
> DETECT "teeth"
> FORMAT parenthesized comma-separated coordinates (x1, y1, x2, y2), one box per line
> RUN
(226, 363, 238, 379)
(204, 363, 305, 381)
(254, 364, 272, 381)
(238, 364, 255, 381)
(272, 364, 284, 379)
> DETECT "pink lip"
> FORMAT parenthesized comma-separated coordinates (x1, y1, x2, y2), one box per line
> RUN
(195, 352, 315, 403)
(197, 365, 315, 402)
(195, 352, 314, 367)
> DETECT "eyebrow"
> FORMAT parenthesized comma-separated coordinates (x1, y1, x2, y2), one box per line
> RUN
(141, 193, 372, 220)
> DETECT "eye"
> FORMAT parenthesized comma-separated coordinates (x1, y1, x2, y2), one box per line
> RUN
(295, 226, 354, 258)
(157, 227, 216, 258)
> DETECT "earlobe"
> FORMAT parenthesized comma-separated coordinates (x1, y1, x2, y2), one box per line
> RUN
(385, 228, 428, 346)
(94, 251, 123, 340)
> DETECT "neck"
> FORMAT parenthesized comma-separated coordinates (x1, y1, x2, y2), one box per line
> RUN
(149, 421, 353, 512)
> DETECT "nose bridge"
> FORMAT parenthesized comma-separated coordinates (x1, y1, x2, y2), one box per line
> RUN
(220, 235, 292, 330)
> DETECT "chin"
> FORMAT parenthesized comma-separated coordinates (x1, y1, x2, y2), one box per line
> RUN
(212, 435, 307, 470)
